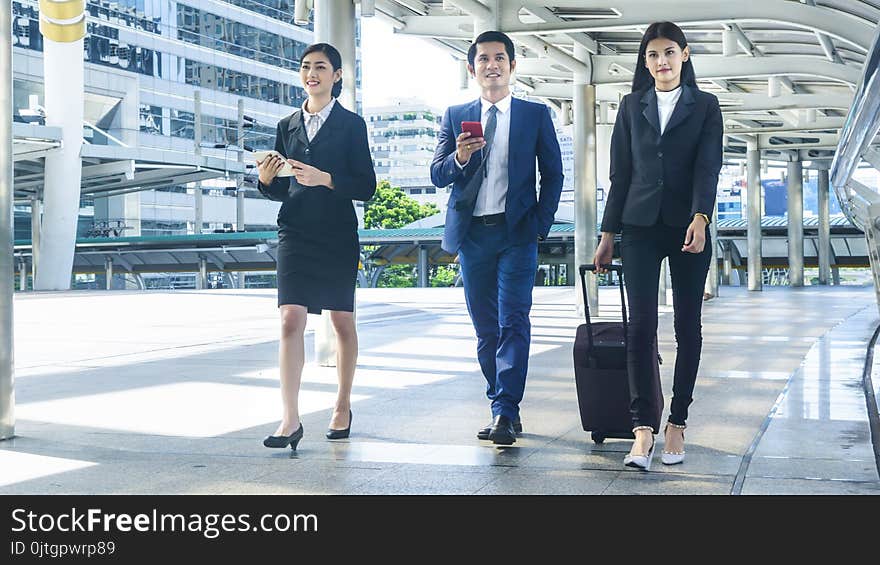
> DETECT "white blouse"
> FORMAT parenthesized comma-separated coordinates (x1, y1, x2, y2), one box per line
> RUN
(656, 86, 682, 134)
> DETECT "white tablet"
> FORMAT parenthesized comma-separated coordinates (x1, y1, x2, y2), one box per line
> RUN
(251, 150, 295, 177)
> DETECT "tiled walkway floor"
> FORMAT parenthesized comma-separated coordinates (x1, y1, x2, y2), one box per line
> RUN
(1, 285, 878, 494)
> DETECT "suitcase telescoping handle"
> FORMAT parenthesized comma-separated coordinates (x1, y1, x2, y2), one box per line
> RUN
(578, 264, 629, 343)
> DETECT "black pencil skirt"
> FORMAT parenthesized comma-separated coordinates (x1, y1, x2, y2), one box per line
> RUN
(276, 225, 359, 314)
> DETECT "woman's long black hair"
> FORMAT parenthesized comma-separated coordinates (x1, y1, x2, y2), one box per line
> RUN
(300, 43, 343, 98)
(631, 22, 697, 92)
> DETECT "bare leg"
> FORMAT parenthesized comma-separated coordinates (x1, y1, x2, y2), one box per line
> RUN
(328, 310, 357, 429)
(274, 304, 307, 436)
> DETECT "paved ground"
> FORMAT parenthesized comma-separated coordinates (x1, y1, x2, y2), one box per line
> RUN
(1, 284, 878, 495)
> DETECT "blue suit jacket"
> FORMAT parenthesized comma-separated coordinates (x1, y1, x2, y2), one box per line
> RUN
(430, 97, 564, 254)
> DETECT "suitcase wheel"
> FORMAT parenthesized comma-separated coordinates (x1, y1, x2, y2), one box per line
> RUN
(591, 431, 605, 444)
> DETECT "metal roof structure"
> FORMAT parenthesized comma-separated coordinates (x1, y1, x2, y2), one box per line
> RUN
(372, 0, 880, 162)
(12, 123, 245, 202)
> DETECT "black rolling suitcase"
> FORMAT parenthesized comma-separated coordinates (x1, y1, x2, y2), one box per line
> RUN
(573, 264, 663, 444)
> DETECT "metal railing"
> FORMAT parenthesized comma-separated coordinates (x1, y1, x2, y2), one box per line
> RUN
(829, 23, 880, 311)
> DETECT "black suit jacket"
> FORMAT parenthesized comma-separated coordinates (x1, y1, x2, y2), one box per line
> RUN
(601, 84, 723, 234)
(258, 102, 377, 231)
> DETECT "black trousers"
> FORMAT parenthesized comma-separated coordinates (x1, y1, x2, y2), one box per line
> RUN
(620, 222, 711, 429)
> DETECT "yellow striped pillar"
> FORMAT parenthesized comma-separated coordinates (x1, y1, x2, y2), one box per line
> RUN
(35, 0, 86, 290)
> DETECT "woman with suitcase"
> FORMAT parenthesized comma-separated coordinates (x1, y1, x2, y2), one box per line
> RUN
(593, 21, 723, 470)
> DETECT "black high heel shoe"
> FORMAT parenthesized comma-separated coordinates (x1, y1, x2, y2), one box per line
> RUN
(263, 423, 303, 450)
(326, 410, 352, 440)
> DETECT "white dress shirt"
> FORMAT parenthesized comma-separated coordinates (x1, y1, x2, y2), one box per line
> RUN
(457, 94, 512, 216)
(302, 97, 336, 141)
(656, 86, 682, 135)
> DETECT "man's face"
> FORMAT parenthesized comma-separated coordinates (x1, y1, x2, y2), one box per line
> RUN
(469, 41, 515, 91)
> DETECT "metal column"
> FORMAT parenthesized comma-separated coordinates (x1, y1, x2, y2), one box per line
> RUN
(18, 260, 26, 291)
(196, 257, 207, 290)
(817, 168, 831, 285)
(30, 195, 40, 283)
(1, 0, 15, 440)
(722, 242, 732, 285)
(747, 140, 762, 291)
(104, 257, 113, 290)
(418, 245, 429, 288)
(706, 204, 719, 297)
(193, 90, 203, 235)
(236, 98, 245, 233)
(658, 258, 668, 305)
(787, 159, 804, 286)
(573, 44, 597, 315)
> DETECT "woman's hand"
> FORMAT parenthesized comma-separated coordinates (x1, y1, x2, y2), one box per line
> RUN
(682, 215, 708, 253)
(257, 152, 285, 186)
(288, 160, 333, 189)
(593, 233, 615, 273)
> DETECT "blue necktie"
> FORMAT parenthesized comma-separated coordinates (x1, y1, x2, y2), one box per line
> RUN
(456, 105, 498, 211)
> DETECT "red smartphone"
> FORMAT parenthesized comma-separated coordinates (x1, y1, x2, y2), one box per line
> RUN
(461, 121, 483, 139)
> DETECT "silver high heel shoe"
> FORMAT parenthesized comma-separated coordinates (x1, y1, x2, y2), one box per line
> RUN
(623, 426, 655, 470)
(661, 422, 686, 465)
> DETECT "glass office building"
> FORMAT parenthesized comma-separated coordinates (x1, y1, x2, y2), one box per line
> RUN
(12, 1, 361, 237)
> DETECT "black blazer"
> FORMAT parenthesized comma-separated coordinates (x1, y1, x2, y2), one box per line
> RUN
(601, 84, 723, 234)
(258, 102, 377, 231)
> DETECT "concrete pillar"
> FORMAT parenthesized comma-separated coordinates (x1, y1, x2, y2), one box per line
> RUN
(418, 245, 429, 288)
(832, 266, 840, 285)
(314, 0, 356, 110)
(313, 0, 358, 366)
(817, 168, 831, 285)
(237, 272, 246, 289)
(35, 0, 85, 290)
(573, 44, 597, 315)
(787, 159, 804, 286)
(747, 139, 762, 291)
(1, 0, 15, 439)
(104, 256, 113, 290)
(236, 98, 245, 232)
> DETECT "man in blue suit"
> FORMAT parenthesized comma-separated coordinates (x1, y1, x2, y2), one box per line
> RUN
(431, 31, 563, 445)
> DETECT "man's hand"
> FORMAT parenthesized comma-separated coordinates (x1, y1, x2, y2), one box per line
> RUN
(288, 160, 333, 189)
(455, 131, 485, 166)
(682, 215, 708, 253)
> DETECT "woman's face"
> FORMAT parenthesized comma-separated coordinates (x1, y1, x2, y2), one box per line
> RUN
(300, 51, 342, 98)
(644, 37, 689, 90)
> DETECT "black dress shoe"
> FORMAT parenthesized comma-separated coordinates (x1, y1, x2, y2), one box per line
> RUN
(477, 417, 522, 440)
(326, 410, 352, 440)
(263, 423, 303, 450)
(487, 415, 516, 445)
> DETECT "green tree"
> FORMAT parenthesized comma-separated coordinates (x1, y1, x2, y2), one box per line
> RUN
(364, 180, 438, 229)
(430, 265, 457, 287)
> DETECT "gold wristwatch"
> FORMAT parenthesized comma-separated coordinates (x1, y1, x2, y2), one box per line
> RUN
(694, 212, 710, 225)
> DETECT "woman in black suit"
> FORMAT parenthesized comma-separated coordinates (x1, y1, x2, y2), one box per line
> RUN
(257, 43, 376, 450)
(593, 22, 723, 470)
